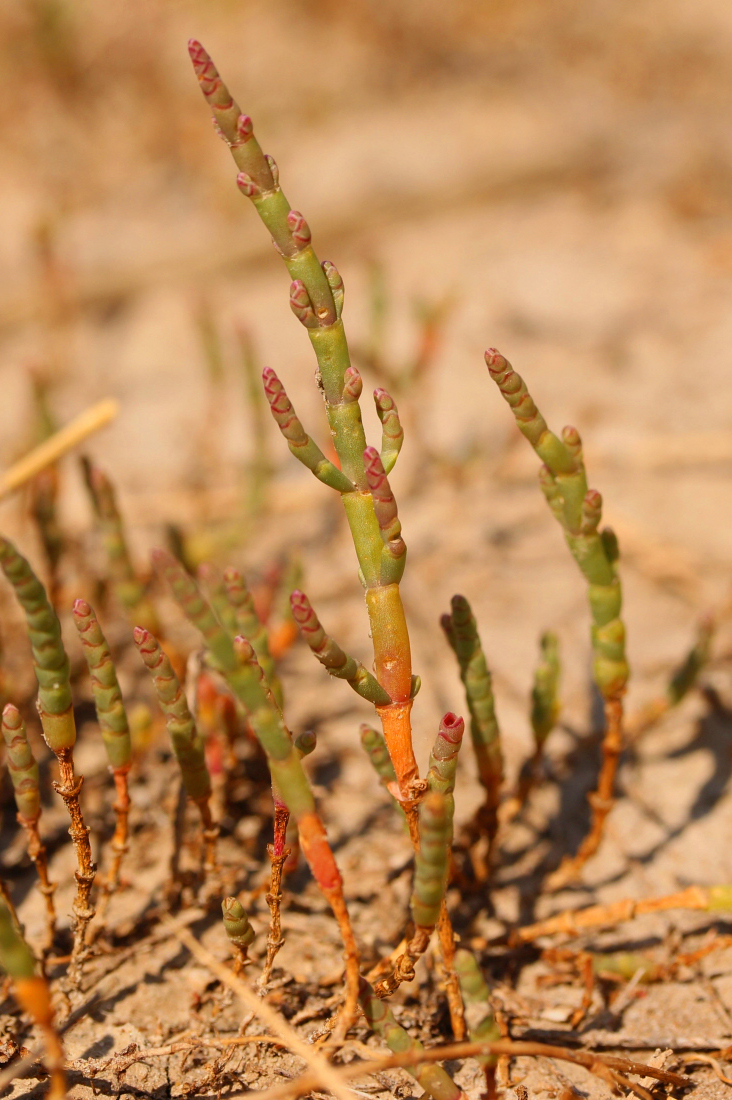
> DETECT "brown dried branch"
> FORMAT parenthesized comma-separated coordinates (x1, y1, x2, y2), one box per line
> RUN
(511, 883, 732, 944)
(220, 1037, 691, 1100)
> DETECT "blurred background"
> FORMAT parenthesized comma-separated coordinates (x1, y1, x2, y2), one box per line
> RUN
(2, 0, 732, 890)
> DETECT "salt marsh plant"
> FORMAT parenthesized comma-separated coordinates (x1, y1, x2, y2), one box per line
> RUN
(0, 34, 722, 1100)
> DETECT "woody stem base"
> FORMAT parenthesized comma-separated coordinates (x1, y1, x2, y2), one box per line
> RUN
(96, 767, 130, 923)
(436, 903, 466, 1040)
(259, 805, 290, 991)
(54, 749, 96, 989)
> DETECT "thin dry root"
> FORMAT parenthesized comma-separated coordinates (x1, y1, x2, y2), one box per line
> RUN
(436, 903, 466, 1039)
(324, 887, 361, 1042)
(54, 749, 96, 989)
(547, 695, 623, 890)
(259, 806, 290, 991)
(96, 767, 130, 923)
(20, 817, 56, 952)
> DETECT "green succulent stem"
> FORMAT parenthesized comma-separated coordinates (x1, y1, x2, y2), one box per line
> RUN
(359, 724, 397, 788)
(486, 350, 628, 700)
(290, 590, 391, 707)
(72, 599, 131, 771)
(0, 537, 94, 972)
(222, 896, 254, 974)
(198, 563, 240, 638)
(411, 791, 451, 932)
(531, 631, 561, 746)
(668, 614, 714, 706)
(188, 42, 417, 804)
(487, 348, 628, 885)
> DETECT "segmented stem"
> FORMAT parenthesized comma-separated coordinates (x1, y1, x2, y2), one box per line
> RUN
(427, 713, 467, 1037)
(375, 784, 454, 1000)
(487, 349, 628, 882)
(359, 724, 397, 789)
(0, 536, 74, 752)
(503, 632, 561, 824)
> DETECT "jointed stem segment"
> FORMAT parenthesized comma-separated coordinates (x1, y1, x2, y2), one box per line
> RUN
(222, 566, 282, 707)
(502, 631, 561, 824)
(290, 590, 390, 706)
(454, 948, 500, 1097)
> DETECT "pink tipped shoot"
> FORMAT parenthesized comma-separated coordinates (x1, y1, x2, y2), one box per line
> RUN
(484, 347, 506, 370)
(439, 712, 465, 745)
(72, 598, 91, 617)
(289, 589, 310, 624)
